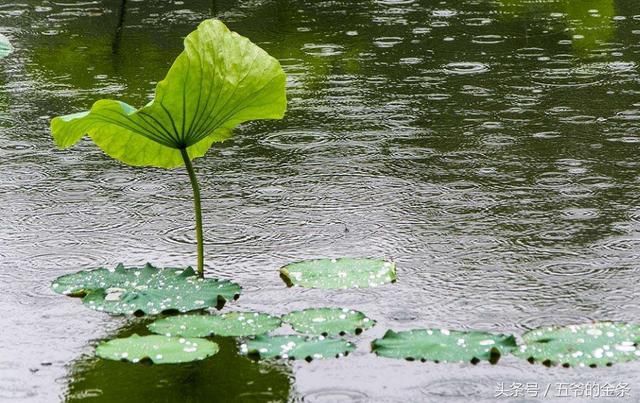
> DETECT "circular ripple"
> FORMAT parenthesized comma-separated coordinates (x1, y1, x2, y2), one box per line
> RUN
(23, 203, 147, 235)
(514, 47, 546, 59)
(560, 208, 599, 221)
(259, 130, 332, 151)
(302, 43, 344, 57)
(598, 238, 640, 252)
(372, 37, 403, 48)
(558, 115, 597, 124)
(421, 379, 488, 398)
(302, 388, 369, 402)
(443, 62, 489, 75)
(471, 35, 505, 44)
(539, 261, 606, 277)
(23, 250, 106, 270)
(0, 162, 50, 188)
(464, 17, 493, 26)
(388, 309, 421, 323)
(531, 67, 603, 87)
(377, 0, 415, 5)
(519, 312, 596, 331)
(160, 222, 262, 247)
(123, 181, 170, 196)
(95, 169, 140, 189)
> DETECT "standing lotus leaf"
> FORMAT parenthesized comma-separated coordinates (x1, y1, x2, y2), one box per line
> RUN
(515, 322, 640, 367)
(50, 18, 286, 168)
(96, 334, 218, 364)
(51, 263, 241, 315)
(280, 258, 397, 289)
(148, 312, 281, 337)
(240, 335, 355, 361)
(0, 34, 12, 59)
(283, 308, 375, 336)
(49, 18, 287, 278)
(372, 329, 517, 364)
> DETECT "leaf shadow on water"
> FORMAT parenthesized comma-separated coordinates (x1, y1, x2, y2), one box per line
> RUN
(65, 320, 292, 403)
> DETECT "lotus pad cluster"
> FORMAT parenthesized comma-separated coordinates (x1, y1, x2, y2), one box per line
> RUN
(372, 329, 517, 364)
(515, 322, 640, 367)
(280, 258, 397, 289)
(51, 263, 241, 315)
(148, 312, 281, 337)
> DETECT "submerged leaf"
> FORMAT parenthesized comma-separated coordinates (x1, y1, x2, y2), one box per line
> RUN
(51, 263, 241, 315)
(96, 334, 218, 364)
(148, 312, 281, 337)
(280, 258, 396, 289)
(372, 329, 517, 364)
(50, 19, 286, 168)
(283, 308, 375, 336)
(240, 335, 355, 361)
(0, 34, 12, 59)
(515, 322, 640, 368)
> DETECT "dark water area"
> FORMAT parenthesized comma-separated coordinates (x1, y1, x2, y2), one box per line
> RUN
(2, 0, 640, 401)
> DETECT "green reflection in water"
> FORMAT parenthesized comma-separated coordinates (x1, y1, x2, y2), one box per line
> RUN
(500, 0, 616, 54)
(565, 0, 615, 53)
(66, 321, 292, 403)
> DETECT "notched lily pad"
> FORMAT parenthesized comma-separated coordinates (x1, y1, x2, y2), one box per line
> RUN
(148, 312, 281, 338)
(283, 308, 375, 336)
(96, 334, 218, 364)
(0, 34, 12, 59)
(51, 263, 241, 315)
(515, 322, 640, 368)
(372, 329, 517, 364)
(240, 335, 355, 361)
(280, 258, 396, 289)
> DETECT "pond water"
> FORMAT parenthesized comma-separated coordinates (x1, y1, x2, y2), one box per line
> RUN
(2, 0, 640, 401)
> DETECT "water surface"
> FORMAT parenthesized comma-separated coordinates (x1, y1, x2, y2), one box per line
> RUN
(2, 0, 640, 401)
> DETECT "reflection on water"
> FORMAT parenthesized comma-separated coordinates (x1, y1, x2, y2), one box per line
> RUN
(2, 0, 640, 401)
(500, 0, 617, 53)
(66, 321, 292, 402)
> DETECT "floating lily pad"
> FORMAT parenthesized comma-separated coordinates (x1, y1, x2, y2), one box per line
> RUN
(372, 329, 517, 364)
(148, 312, 281, 337)
(515, 322, 640, 368)
(51, 263, 241, 315)
(240, 335, 355, 361)
(96, 334, 218, 364)
(280, 258, 396, 289)
(0, 34, 12, 59)
(283, 308, 375, 336)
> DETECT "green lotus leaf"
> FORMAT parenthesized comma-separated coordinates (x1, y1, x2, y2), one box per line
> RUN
(372, 329, 517, 364)
(515, 322, 640, 368)
(50, 18, 286, 168)
(148, 312, 281, 337)
(96, 334, 218, 364)
(240, 335, 355, 361)
(0, 34, 12, 59)
(283, 308, 375, 336)
(51, 263, 241, 315)
(280, 258, 397, 289)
